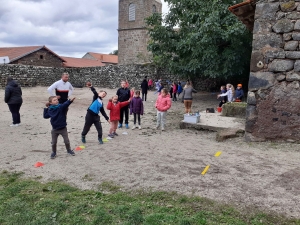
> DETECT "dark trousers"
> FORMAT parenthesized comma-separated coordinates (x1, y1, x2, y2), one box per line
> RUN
(142, 92, 147, 101)
(119, 105, 129, 124)
(133, 113, 141, 125)
(51, 127, 70, 152)
(172, 93, 177, 101)
(81, 111, 103, 139)
(8, 103, 22, 124)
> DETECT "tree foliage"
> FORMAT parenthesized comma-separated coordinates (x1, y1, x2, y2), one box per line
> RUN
(109, 50, 118, 55)
(146, 0, 253, 79)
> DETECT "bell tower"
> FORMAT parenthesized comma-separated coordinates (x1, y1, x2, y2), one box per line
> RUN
(118, 0, 162, 65)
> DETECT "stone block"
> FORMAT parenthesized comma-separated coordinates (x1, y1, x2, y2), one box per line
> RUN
(247, 91, 257, 105)
(245, 132, 266, 142)
(276, 74, 286, 81)
(294, 60, 300, 71)
(248, 72, 276, 91)
(286, 51, 300, 59)
(255, 3, 280, 20)
(273, 18, 294, 33)
(287, 11, 300, 19)
(283, 33, 292, 41)
(280, 1, 297, 12)
(216, 128, 245, 142)
(268, 59, 294, 72)
(253, 33, 283, 50)
(263, 47, 286, 59)
(295, 20, 300, 31)
(284, 41, 298, 50)
(250, 51, 264, 72)
(253, 20, 273, 34)
(292, 32, 300, 40)
(286, 71, 300, 81)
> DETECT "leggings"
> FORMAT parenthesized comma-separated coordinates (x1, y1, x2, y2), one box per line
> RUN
(133, 113, 141, 125)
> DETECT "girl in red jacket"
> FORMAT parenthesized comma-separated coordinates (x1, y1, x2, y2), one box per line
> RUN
(107, 95, 130, 138)
(172, 81, 177, 102)
(155, 88, 172, 131)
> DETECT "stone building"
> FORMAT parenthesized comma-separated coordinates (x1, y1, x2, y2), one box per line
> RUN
(118, 0, 162, 65)
(230, 0, 300, 142)
(0, 46, 65, 67)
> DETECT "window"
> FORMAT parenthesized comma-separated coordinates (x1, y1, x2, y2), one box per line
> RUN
(129, 3, 135, 21)
(152, 5, 156, 13)
(40, 55, 43, 59)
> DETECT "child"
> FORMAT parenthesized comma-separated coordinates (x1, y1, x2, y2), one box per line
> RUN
(107, 95, 130, 138)
(81, 88, 109, 144)
(217, 83, 235, 102)
(43, 96, 76, 159)
(172, 81, 177, 102)
(177, 82, 183, 98)
(130, 87, 135, 99)
(130, 90, 144, 130)
(235, 84, 244, 102)
(169, 83, 173, 99)
(218, 85, 227, 107)
(155, 88, 172, 131)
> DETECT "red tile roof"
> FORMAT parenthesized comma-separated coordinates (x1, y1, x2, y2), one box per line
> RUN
(61, 56, 106, 67)
(0, 45, 65, 62)
(87, 52, 118, 64)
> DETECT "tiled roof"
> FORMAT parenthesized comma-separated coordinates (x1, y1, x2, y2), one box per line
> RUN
(87, 52, 118, 64)
(228, 0, 257, 31)
(61, 56, 106, 67)
(0, 45, 65, 62)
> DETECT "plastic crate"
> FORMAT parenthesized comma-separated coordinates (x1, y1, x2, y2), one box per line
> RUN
(184, 114, 200, 123)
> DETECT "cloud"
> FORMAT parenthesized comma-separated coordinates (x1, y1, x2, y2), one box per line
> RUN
(0, 0, 168, 57)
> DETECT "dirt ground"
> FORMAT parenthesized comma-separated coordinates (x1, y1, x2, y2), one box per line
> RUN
(1, 86, 300, 218)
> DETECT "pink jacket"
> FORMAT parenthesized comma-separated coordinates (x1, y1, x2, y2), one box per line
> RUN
(173, 84, 177, 93)
(155, 94, 171, 112)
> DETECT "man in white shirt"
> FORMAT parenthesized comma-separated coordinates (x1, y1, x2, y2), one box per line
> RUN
(48, 73, 74, 104)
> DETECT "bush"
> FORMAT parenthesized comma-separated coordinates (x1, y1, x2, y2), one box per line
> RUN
(222, 102, 247, 118)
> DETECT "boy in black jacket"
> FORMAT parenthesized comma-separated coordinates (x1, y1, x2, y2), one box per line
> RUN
(44, 96, 75, 159)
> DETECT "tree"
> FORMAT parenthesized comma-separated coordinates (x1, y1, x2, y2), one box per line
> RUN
(146, 0, 253, 80)
(109, 50, 118, 55)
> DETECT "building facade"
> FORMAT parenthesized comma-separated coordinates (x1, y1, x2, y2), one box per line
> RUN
(118, 0, 162, 65)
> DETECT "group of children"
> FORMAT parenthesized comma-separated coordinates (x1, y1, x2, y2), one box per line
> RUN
(217, 83, 244, 107)
(44, 80, 172, 159)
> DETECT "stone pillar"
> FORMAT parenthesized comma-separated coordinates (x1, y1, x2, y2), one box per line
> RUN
(246, 0, 300, 141)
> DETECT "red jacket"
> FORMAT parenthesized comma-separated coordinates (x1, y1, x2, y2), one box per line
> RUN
(173, 84, 177, 93)
(155, 94, 171, 112)
(107, 100, 129, 121)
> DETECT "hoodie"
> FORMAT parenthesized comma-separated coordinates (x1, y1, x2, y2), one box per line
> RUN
(155, 94, 171, 112)
(43, 100, 72, 130)
(5, 80, 23, 105)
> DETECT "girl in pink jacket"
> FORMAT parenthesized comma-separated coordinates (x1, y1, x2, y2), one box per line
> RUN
(155, 88, 172, 131)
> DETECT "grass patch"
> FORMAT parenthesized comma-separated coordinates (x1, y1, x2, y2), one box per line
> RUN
(222, 102, 247, 118)
(0, 171, 299, 225)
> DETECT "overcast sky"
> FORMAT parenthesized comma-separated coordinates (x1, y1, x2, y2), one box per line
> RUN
(0, 0, 169, 58)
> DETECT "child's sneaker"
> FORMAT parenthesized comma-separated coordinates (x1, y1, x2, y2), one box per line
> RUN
(118, 123, 123, 128)
(67, 149, 75, 156)
(125, 124, 129, 129)
(98, 138, 103, 144)
(108, 133, 114, 138)
(132, 125, 136, 130)
(161, 127, 165, 131)
(113, 132, 118, 136)
(50, 152, 56, 159)
(138, 125, 142, 130)
(81, 136, 86, 143)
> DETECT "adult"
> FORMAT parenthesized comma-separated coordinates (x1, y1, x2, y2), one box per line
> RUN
(140, 77, 148, 101)
(116, 80, 131, 129)
(47, 72, 74, 104)
(217, 83, 235, 103)
(5, 77, 23, 127)
(181, 81, 197, 114)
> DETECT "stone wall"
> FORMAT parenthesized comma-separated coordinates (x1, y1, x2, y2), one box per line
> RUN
(246, 0, 300, 142)
(118, 0, 162, 65)
(0, 64, 218, 91)
(11, 48, 63, 68)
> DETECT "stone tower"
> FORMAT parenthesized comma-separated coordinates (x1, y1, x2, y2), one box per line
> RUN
(118, 0, 162, 65)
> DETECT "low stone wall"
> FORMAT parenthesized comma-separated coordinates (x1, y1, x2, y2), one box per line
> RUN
(0, 64, 218, 91)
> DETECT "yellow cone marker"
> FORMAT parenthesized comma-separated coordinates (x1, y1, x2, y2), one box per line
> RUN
(79, 145, 86, 149)
(214, 151, 222, 157)
(103, 138, 109, 142)
(201, 165, 210, 175)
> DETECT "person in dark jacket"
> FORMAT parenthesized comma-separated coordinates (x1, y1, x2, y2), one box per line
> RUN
(130, 90, 144, 130)
(235, 84, 244, 102)
(116, 80, 131, 129)
(5, 77, 23, 127)
(140, 77, 148, 101)
(43, 96, 76, 159)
